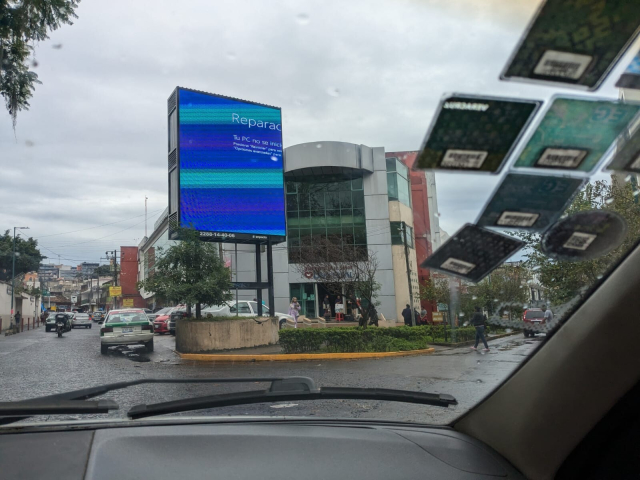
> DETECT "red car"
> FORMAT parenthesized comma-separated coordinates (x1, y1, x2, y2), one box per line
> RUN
(522, 308, 545, 338)
(152, 307, 176, 334)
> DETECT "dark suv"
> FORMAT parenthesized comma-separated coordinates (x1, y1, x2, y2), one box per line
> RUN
(522, 308, 545, 338)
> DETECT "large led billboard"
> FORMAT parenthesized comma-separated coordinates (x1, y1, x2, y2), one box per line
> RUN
(168, 87, 286, 243)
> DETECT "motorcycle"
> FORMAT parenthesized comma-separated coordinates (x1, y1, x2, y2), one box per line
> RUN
(54, 314, 71, 337)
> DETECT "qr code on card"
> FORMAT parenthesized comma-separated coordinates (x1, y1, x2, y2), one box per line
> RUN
(562, 232, 597, 251)
(440, 257, 476, 275)
(497, 211, 539, 227)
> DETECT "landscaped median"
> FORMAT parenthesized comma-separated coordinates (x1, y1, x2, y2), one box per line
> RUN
(175, 326, 458, 362)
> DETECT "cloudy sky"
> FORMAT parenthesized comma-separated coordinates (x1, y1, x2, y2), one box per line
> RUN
(1, 0, 636, 266)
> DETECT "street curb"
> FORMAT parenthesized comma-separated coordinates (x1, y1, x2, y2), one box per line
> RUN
(176, 347, 436, 362)
(431, 331, 520, 348)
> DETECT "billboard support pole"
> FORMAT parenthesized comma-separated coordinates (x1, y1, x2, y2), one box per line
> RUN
(267, 240, 274, 317)
(256, 244, 263, 316)
(234, 244, 239, 312)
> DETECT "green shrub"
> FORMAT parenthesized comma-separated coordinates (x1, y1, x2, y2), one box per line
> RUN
(278, 324, 506, 353)
(278, 327, 431, 354)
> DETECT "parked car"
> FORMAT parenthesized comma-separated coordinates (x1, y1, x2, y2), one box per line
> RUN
(147, 307, 169, 322)
(168, 305, 190, 336)
(72, 313, 92, 329)
(153, 306, 179, 334)
(522, 308, 545, 338)
(100, 309, 154, 355)
(202, 301, 293, 328)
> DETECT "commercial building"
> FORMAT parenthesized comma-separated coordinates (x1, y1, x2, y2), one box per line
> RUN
(139, 141, 440, 321)
(38, 264, 59, 280)
(387, 151, 441, 320)
(119, 247, 146, 309)
(78, 262, 99, 276)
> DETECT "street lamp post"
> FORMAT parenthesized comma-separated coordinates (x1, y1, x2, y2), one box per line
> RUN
(11, 226, 29, 327)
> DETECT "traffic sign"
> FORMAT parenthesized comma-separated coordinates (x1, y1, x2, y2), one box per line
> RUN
(122, 298, 134, 307)
(109, 286, 122, 297)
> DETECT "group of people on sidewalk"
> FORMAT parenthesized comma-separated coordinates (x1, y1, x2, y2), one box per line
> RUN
(287, 294, 379, 328)
(401, 305, 430, 326)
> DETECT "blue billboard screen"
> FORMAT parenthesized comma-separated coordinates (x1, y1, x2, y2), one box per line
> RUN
(177, 88, 285, 239)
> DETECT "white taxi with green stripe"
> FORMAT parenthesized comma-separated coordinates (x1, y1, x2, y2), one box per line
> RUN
(100, 309, 154, 355)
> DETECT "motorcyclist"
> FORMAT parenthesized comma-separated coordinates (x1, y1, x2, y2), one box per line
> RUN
(54, 312, 71, 331)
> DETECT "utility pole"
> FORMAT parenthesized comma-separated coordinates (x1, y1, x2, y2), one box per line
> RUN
(11, 226, 29, 326)
(145, 196, 148, 238)
(105, 250, 119, 309)
(400, 222, 416, 326)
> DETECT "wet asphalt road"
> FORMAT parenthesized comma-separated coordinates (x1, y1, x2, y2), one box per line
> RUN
(0, 324, 542, 425)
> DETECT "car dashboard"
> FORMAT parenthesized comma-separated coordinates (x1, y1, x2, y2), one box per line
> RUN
(0, 418, 524, 479)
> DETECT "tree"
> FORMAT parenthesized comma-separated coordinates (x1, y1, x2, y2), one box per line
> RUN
(1, 0, 80, 127)
(136, 228, 233, 318)
(421, 263, 531, 323)
(515, 179, 640, 306)
(0, 229, 45, 281)
(95, 264, 112, 276)
(293, 236, 381, 327)
(469, 263, 531, 320)
(420, 277, 450, 306)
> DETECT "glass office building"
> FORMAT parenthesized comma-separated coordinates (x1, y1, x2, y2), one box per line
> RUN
(139, 141, 438, 322)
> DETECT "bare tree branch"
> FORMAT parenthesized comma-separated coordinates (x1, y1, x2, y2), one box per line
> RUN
(292, 236, 381, 327)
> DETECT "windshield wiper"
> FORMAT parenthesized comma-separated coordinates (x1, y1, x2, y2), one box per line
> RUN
(0, 377, 456, 426)
(0, 400, 118, 416)
(127, 377, 457, 420)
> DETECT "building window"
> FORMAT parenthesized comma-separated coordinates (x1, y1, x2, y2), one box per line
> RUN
(168, 110, 177, 152)
(169, 170, 178, 214)
(285, 174, 367, 263)
(386, 157, 411, 207)
(390, 221, 414, 248)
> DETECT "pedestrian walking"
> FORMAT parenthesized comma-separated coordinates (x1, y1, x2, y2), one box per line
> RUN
(470, 306, 489, 351)
(323, 295, 331, 321)
(414, 307, 422, 325)
(368, 302, 379, 327)
(288, 297, 301, 328)
(543, 304, 553, 324)
(402, 304, 412, 326)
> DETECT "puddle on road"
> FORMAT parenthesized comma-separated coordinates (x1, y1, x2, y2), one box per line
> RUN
(104, 345, 151, 362)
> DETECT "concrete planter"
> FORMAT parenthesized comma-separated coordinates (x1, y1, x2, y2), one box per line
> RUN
(176, 317, 279, 354)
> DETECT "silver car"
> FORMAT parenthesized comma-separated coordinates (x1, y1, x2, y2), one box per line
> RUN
(72, 313, 92, 329)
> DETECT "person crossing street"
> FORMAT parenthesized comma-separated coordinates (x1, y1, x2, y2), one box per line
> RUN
(470, 306, 489, 352)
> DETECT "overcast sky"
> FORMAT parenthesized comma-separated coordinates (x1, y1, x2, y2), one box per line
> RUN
(1, 0, 635, 266)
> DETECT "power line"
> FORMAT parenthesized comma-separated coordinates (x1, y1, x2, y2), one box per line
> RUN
(34, 209, 165, 239)
(41, 217, 148, 249)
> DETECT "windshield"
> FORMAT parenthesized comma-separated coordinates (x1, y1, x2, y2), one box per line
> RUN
(106, 312, 148, 324)
(2, 0, 640, 428)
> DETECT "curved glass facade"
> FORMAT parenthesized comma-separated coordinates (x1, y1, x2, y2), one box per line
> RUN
(286, 174, 367, 263)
